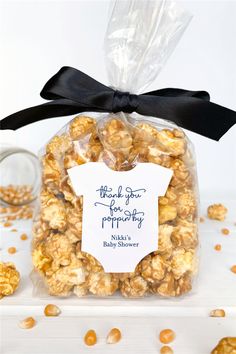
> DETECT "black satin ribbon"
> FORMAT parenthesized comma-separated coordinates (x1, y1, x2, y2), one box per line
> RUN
(1, 66, 236, 140)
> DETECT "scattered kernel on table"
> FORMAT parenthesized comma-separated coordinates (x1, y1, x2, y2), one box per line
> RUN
(230, 265, 236, 274)
(207, 204, 227, 221)
(20, 233, 28, 241)
(0, 262, 20, 299)
(221, 228, 230, 235)
(3, 222, 13, 228)
(84, 329, 97, 346)
(8, 247, 17, 254)
(106, 328, 122, 344)
(214, 244, 222, 251)
(210, 309, 226, 317)
(211, 337, 236, 354)
(160, 346, 174, 354)
(11, 228, 17, 232)
(44, 304, 61, 317)
(159, 329, 175, 344)
(199, 217, 205, 223)
(19, 317, 36, 329)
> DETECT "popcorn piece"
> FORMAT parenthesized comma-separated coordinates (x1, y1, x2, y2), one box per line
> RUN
(46, 274, 73, 297)
(211, 337, 236, 354)
(171, 248, 196, 279)
(46, 134, 71, 158)
(32, 244, 52, 274)
(41, 190, 67, 230)
(46, 256, 87, 296)
(140, 254, 167, 283)
(0, 262, 20, 299)
(151, 272, 192, 297)
(76, 250, 103, 273)
(64, 147, 86, 169)
(73, 283, 89, 297)
(171, 219, 198, 249)
(44, 233, 74, 266)
(158, 224, 174, 255)
(207, 204, 228, 221)
(85, 132, 103, 162)
(88, 272, 118, 296)
(159, 204, 177, 224)
(120, 275, 148, 298)
(65, 204, 83, 242)
(69, 116, 96, 140)
(156, 129, 186, 156)
(176, 189, 196, 220)
(99, 118, 133, 156)
(170, 158, 192, 188)
(151, 272, 176, 297)
(42, 153, 62, 191)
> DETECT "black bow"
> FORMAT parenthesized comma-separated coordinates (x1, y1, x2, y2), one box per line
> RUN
(1, 66, 236, 140)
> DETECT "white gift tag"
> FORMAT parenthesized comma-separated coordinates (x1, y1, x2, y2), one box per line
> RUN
(68, 162, 173, 272)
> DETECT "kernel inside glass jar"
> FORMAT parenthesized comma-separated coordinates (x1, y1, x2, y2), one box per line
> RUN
(0, 151, 40, 206)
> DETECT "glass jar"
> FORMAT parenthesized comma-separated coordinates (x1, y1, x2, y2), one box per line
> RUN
(0, 146, 40, 206)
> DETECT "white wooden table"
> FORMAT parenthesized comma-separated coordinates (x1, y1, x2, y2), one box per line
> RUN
(1, 200, 236, 354)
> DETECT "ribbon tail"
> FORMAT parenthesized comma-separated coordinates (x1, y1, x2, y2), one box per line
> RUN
(0, 99, 97, 130)
(137, 95, 236, 141)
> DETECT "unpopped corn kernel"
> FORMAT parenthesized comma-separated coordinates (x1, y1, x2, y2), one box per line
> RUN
(8, 247, 17, 254)
(19, 317, 36, 329)
(210, 309, 226, 317)
(221, 228, 230, 235)
(230, 265, 236, 274)
(44, 304, 61, 317)
(214, 244, 222, 251)
(159, 329, 175, 344)
(84, 329, 97, 346)
(160, 346, 174, 354)
(106, 328, 122, 344)
(20, 233, 28, 241)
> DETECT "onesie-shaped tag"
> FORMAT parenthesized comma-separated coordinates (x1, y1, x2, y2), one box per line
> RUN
(68, 162, 173, 272)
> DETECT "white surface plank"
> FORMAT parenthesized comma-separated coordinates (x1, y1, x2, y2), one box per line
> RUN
(1, 316, 236, 354)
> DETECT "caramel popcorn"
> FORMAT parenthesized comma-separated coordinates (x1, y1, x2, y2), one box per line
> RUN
(32, 114, 199, 298)
(120, 275, 148, 297)
(0, 262, 20, 299)
(69, 116, 95, 140)
(211, 337, 236, 354)
(207, 204, 228, 221)
(140, 254, 167, 282)
(171, 248, 196, 279)
(41, 190, 67, 230)
(88, 271, 119, 296)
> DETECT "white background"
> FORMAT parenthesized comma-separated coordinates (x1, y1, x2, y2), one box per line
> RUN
(0, 0, 236, 199)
